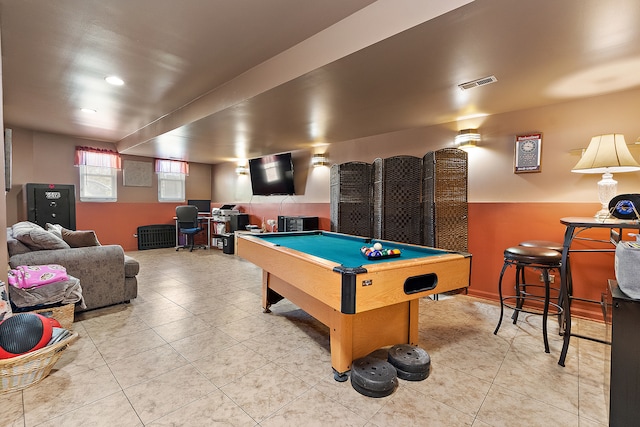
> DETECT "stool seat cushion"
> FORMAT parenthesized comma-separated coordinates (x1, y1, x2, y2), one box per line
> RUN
(504, 246, 562, 264)
(518, 240, 563, 252)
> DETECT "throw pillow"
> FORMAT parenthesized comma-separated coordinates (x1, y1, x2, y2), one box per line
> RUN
(12, 221, 70, 250)
(12, 220, 44, 235)
(60, 227, 101, 248)
(46, 223, 63, 239)
(7, 227, 31, 256)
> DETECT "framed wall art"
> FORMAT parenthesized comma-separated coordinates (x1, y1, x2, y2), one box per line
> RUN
(123, 160, 153, 187)
(514, 133, 542, 173)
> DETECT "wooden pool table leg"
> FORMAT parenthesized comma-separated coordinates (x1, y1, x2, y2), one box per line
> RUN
(261, 271, 271, 313)
(330, 301, 418, 381)
(330, 309, 353, 381)
(262, 271, 286, 313)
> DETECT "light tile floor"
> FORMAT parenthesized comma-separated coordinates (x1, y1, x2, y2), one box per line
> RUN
(1, 248, 610, 426)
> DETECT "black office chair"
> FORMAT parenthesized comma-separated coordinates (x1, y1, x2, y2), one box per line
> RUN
(176, 205, 207, 252)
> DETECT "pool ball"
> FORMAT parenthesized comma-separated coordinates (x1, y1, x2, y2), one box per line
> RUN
(373, 242, 383, 251)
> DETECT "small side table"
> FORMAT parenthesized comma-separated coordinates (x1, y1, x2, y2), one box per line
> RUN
(558, 217, 640, 366)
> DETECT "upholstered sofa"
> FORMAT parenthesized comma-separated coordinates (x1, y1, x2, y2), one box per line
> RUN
(6, 221, 139, 312)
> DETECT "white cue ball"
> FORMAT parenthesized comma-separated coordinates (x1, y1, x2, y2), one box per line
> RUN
(373, 242, 383, 251)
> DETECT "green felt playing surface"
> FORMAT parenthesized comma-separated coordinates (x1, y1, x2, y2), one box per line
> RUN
(257, 232, 448, 268)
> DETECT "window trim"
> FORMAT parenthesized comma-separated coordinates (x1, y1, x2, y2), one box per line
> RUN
(78, 164, 118, 202)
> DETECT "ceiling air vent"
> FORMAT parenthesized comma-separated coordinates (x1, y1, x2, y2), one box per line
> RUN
(458, 75, 498, 90)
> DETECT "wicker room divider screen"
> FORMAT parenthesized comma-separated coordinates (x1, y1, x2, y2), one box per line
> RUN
(330, 161, 373, 237)
(330, 148, 468, 251)
(423, 148, 468, 252)
(374, 156, 423, 245)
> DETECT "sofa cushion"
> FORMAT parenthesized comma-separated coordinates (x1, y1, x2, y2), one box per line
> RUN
(6, 227, 31, 257)
(45, 223, 63, 239)
(124, 255, 140, 277)
(12, 221, 70, 251)
(60, 227, 101, 248)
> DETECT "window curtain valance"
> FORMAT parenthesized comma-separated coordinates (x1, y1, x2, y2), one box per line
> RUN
(155, 159, 189, 175)
(74, 146, 121, 169)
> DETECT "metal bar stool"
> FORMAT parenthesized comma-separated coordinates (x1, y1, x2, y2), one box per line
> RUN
(494, 245, 563, 353)
(518, 240, 570, 328)
(518, 240, 563, 252)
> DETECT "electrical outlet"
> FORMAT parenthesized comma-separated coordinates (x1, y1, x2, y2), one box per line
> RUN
(539, 273, 555, 283)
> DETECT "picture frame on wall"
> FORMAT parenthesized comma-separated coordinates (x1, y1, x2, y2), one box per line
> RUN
(514, 133, 542, 173)
(123, 160, 153, 187)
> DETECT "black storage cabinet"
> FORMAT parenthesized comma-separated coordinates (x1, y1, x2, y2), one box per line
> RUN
(609, 282, 640, 426)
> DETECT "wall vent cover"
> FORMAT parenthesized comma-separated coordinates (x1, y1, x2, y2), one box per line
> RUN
(458, 75, 498, 90)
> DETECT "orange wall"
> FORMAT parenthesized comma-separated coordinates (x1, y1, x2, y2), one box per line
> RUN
(75, 199, 616, 321)
(75, 202, 179, 251)
(469, 202, 618, 320)
(75, 202, 331, 251)
(234, 202, 331, 231)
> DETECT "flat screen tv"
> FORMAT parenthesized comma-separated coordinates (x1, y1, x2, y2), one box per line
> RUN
(248, 153, 295, 196)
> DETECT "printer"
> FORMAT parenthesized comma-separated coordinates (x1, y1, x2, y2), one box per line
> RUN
(212, 204, 239, 221)
(211, 204, 249, 234)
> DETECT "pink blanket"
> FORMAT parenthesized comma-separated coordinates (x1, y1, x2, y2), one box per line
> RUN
(8, 265, 70, 289)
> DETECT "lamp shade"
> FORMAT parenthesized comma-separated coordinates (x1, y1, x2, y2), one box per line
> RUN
(571, 134, 640, 174)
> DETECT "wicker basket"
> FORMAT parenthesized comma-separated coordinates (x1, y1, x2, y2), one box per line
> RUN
(29, 304, 74, 329)
(0, 330, 79, 393)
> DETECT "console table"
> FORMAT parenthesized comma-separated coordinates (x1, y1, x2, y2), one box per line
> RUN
(558, 217, 640, 366)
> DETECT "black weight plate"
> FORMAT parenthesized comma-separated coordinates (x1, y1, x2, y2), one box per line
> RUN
(351, 377, 396, 398)
(387, 344, 431, 374)
(350, 356, 398, 396)
(395, 366, 430, 381)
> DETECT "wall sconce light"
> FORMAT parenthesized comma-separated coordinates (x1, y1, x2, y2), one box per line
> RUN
(311, 153, 328, 167)
(235, 165, 249, 175)
(454, 129, 481, 148)
(572, 134, 640, 219)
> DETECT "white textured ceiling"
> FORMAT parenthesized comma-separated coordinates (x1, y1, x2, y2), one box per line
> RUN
(2, 0, 640, 164)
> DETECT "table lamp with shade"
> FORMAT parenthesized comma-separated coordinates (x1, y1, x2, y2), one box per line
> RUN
(571, 134, 640, 219)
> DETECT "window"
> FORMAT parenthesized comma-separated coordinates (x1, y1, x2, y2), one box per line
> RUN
(79, 165, 118, 201)
(155, 159, 188, 202)
(74, 146, 121, 202)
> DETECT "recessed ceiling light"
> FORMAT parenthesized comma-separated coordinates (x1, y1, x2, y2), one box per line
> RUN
(105, 75, 124, 86)
(81, 108, 97, 114)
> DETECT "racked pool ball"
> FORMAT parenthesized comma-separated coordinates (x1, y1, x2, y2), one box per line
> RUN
(373, 242, 383, 251)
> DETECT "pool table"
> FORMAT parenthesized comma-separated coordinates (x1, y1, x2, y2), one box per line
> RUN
(236, 231, 471, 380)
